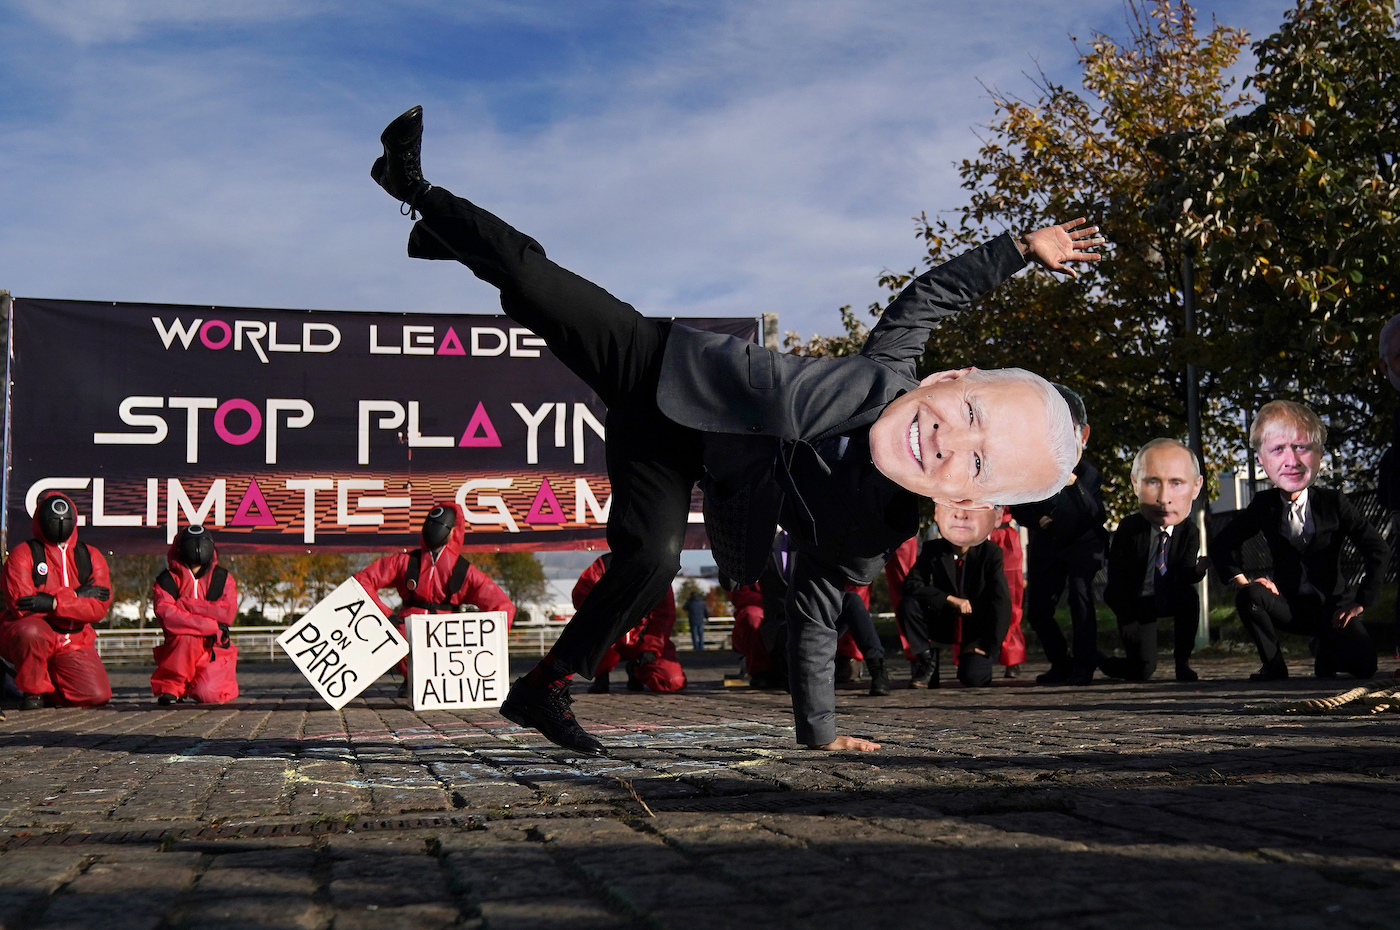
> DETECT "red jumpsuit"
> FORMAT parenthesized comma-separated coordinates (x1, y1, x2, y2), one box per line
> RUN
(150, 541, 240, 703)
(574, 556, 686, 692)
(991, 507, 1027, 667)
(727, 582, 768, 675)
(0, 492, 113, 706)
(355, 503, 516, 675)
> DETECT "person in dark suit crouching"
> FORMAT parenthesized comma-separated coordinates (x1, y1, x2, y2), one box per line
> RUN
(1099, 439, 1209, 683)
(898, 504, 1011, 687)
(1214, 400, 1389, 681)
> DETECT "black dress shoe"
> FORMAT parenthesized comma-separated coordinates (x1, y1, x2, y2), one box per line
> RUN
(500, 677, 606, 756)
(1175, 664, 1199, 683)
(371, 105, 433, 211)
(587, 672, 611, 694)
(1067, 664, 1095, 686)
(1036, 663, 1072, 685)
(20, 694, 43, 710)
(1250, 660, 1289, 682)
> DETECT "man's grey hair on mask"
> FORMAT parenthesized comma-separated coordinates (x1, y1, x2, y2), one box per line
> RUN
(961, 368, 1079, 505)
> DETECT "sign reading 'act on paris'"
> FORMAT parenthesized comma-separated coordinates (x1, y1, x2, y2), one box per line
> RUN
(407, 611, 510, 710)
(277, 578, 409, 710)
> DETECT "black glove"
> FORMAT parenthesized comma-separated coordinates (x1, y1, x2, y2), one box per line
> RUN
(1193, 556, 1212, 579)
(16, 593, 55, 613)
(636, 650, 658, 666)
(75, 585, 110, 601)
(217, 623, 232, 645)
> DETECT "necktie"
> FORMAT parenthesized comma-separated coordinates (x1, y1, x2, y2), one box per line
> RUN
(1289, 498, 1306, 542)
(1154, 531, 1170, 613)
(954, 555, 965, 596)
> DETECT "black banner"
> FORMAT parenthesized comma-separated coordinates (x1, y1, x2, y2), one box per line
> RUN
(4, 298, 757, 553)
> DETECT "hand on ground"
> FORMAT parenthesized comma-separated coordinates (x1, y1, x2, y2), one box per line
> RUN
(813, 736, 881, 752)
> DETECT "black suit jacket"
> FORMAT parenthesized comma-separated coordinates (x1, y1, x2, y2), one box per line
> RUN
(657, 234, 1029, 585)
(1212, 487, 1390, 607)
(902, 538, 1011, 656)
(1011, 458, 1108, 574)
(1103, 512, 1206, 617)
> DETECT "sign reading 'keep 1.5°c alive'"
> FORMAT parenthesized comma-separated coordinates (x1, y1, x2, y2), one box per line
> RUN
(3, 298, 758, 553)
(407, 611, 509, 710)
(277, 577, 409, 710)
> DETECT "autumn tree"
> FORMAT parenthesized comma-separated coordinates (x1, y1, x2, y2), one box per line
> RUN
(1159, 0, 1400, 478)
(106, 552, 163, 628)
(472, 551, 548, 614)
(861, 0, 1253, 517)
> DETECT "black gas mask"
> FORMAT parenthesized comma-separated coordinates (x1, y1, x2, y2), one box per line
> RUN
(422, 505, 455, 551)
(37, 496, 76, 545)
(178, 525, 215, 569)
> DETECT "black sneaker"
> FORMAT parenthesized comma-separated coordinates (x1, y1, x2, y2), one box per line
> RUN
(157, 693, 176, 705)
(1003, 663, 1022, 679)
(624, 663, 644, 692)
(500, 677, 606, 756)
(866, 658, 891, 696)
(20, 694, 43, 710)
(587, 672, 610, 694)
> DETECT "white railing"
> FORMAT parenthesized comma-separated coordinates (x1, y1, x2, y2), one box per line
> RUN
(98, 616, 763, 663)
(95, 626, 288, 665)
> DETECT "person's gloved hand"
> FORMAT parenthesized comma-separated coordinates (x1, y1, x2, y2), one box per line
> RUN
(217, 623, 232, 645)
(16, 593, 55, 612)
(636, 650, 658, 666)
(75, 584, 111, 600)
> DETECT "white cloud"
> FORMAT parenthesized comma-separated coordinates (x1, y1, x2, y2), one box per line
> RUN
(9, 0, 337, 44)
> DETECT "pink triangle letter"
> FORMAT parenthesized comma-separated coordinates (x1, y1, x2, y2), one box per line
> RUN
(437, 326, 466, 356)
(525, 479, 566, 524)
(459, 402, 502, 447)
(230, 479, 278, 526)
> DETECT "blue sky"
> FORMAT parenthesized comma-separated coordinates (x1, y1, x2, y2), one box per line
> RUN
(1, 0, 1295, 340)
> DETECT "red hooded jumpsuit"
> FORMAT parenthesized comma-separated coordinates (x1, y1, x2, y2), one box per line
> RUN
(727, 582, 768, 675)
(990, 506, 1027, 667)
(354, 503, 516, 676)
(574, 556, 686, 692)
(150, 537, 240, 703)
(0, 491, 113, 706)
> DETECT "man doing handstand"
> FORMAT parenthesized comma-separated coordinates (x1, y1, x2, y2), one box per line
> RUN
(371, 106, 1102, 754)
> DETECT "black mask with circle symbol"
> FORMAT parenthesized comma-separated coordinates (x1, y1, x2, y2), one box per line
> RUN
(38, 497, 76, 545)
(178, 525, 215, 568)
(422, 506, 455, 551)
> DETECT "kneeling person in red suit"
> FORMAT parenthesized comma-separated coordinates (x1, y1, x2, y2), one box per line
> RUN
(0, 491, 113, 709)
(355, 503, 516, 695)
(151, 525, 239, 704)
(576, 554, 686, 693)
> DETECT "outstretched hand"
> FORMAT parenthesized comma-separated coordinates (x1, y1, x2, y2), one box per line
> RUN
(1017, 218, 1106, 278)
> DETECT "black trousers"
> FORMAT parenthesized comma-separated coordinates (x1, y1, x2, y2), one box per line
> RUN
(411, 188, 704, 678)
(1235, 583, 1378, 679)
(1099, 595, 1198, 681)
(895, 598, 994, 687)
(1024, 557, 1099, 669)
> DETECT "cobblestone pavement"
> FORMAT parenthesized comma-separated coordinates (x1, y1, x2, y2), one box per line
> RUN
(0, 652, 1396, 929)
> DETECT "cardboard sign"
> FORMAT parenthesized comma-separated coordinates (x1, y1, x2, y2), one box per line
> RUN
(277, 577, 409, 710)
(407, 611, 510, 710)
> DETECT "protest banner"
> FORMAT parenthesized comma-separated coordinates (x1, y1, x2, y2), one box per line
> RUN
(2, 298, 759, 553)
(407, 611, 509, 710)
(277, 577, 409, 710)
